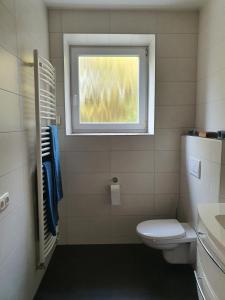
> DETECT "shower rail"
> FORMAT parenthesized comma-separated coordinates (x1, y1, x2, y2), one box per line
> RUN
(34, 49, 57, 268)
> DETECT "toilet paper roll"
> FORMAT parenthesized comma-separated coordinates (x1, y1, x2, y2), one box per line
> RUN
(110, 184, 120, 206)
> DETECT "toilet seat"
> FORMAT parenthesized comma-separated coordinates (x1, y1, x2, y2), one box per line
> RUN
(136, 220, 196, 264)
(136, 219, 186, 240)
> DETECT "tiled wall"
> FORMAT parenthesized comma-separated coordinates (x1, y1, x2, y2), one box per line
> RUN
(179, 136, 222, 228)
(220, 146, 225, 203)
(193, 0, 225, 223)
(196, 0, 225, 130)
(48, 9, 198, 244)
(0, 0, 49, 299)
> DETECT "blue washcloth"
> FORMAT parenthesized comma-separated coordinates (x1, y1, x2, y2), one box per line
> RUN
(43, 161, 58, 236)
(49, 125, 63, 202)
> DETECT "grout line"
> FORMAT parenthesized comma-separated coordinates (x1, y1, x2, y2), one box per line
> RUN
(0, 163, 26, 180)
(0, 129, 24, 134)
(63, 171, 179, 175)
(0, 129, 25, 134)
(155, 104, 195, 107)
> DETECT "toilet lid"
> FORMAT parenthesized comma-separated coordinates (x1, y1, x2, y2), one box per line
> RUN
(137, 219, 185, 240)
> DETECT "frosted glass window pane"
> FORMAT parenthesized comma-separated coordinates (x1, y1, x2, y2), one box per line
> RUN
(78, 56, 139, 123)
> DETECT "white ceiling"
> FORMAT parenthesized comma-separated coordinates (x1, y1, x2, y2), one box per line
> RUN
(45, 0, 207, 10)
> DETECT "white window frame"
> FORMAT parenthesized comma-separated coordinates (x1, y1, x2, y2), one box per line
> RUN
(71, 46, 147, 133)
(64, 34, 155, 136)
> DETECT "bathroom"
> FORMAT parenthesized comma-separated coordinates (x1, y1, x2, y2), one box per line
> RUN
(1, 0, 225, 299)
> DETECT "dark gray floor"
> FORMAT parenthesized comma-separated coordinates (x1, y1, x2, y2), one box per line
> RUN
(34, 244, 198, 300)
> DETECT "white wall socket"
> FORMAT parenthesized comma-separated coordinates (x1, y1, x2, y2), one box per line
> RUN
(0, 192, 9, 213)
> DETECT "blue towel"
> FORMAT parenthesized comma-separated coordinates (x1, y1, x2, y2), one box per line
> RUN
(43, 161, 58, 236)
(49, 125, 63, 203)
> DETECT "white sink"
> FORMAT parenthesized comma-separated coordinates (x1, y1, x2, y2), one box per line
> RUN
(198, 203, 225, 264)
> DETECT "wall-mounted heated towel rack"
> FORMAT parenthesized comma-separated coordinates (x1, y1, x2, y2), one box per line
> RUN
(34, 49, 57, 267)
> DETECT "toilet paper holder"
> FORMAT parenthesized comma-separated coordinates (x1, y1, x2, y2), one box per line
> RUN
(112, 177, 118, 183)
(110, 177, 120, 206)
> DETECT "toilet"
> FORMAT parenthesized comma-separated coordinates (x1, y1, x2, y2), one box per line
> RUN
(136, 219, 196, 264)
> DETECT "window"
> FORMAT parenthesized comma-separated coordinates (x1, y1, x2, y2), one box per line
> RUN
(64, 34, 155, 135)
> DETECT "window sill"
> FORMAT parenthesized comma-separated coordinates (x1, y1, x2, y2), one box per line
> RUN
(66, 132, 154, 136)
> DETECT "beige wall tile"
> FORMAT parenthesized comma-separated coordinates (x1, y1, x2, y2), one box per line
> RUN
(0, 90, 21, 132)
(87, 217, 112, 243)
(156, 82, 196, 106)
(111, 216, 146, 242)
(64, 151, 110, 173)
(155, 105, 195, 129)
(49, 33, 63, 58)
(20, 96, 36, 132)
(0, 203, 42, 300)
(18, 61, 35, 99)
(111, 194, 154, 216)
(112, 173, 154, 194)
(48, 9, 62, 33)
(67, 194, 110, 217)
(67, 217, 91, 244)
(67, 217, 112, 244)
(156, 11, 199, 34)
(0, 2, 17, 55)
(58, 218, 68, 245)
(62, 10, 110, 33)
(56, 81, 65, 106)
(111, 136, 154, 151)
(197, 70, 225, 105)
(196, 100, 225, 132)
(15, 0, 49, 60)
(111, 151, 154, 173)
(59, 133, 111, 152)
(51, 58, 64, 82)
(58, 195, 68, 218)
(155, 151, 180, 173)
(0, 202, 25, 265)
(56, 105, 65, 129)
(155, 129, 185, 151)
(110, 11, 157, 33)
(0, 168, 24, 221)
(220, 164, 225, 198)
(197, 41, 225, 81)
(0, 0, 15, 14)
(157, 58, 197, 82)
(0, 132, 26, 177)
(157, 34, 198, 58)
(221, 141, 225, 165)
(155, 194, 178, 217)
(64, 173, 110, 194)
(155, 173, 179, 194)
(196, 0, 225, 131)
(0, 47, 19, 93)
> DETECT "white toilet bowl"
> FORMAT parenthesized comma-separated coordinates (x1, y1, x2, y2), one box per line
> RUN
(136, 219, 196, 264)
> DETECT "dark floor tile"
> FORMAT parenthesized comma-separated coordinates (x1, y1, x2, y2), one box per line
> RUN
(34, 244, 198, 300)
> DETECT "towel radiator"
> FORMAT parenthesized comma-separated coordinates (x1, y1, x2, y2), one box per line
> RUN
(34, 49, 57, 267)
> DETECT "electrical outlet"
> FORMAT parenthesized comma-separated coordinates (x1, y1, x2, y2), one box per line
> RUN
(0, 192, 9, 213)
